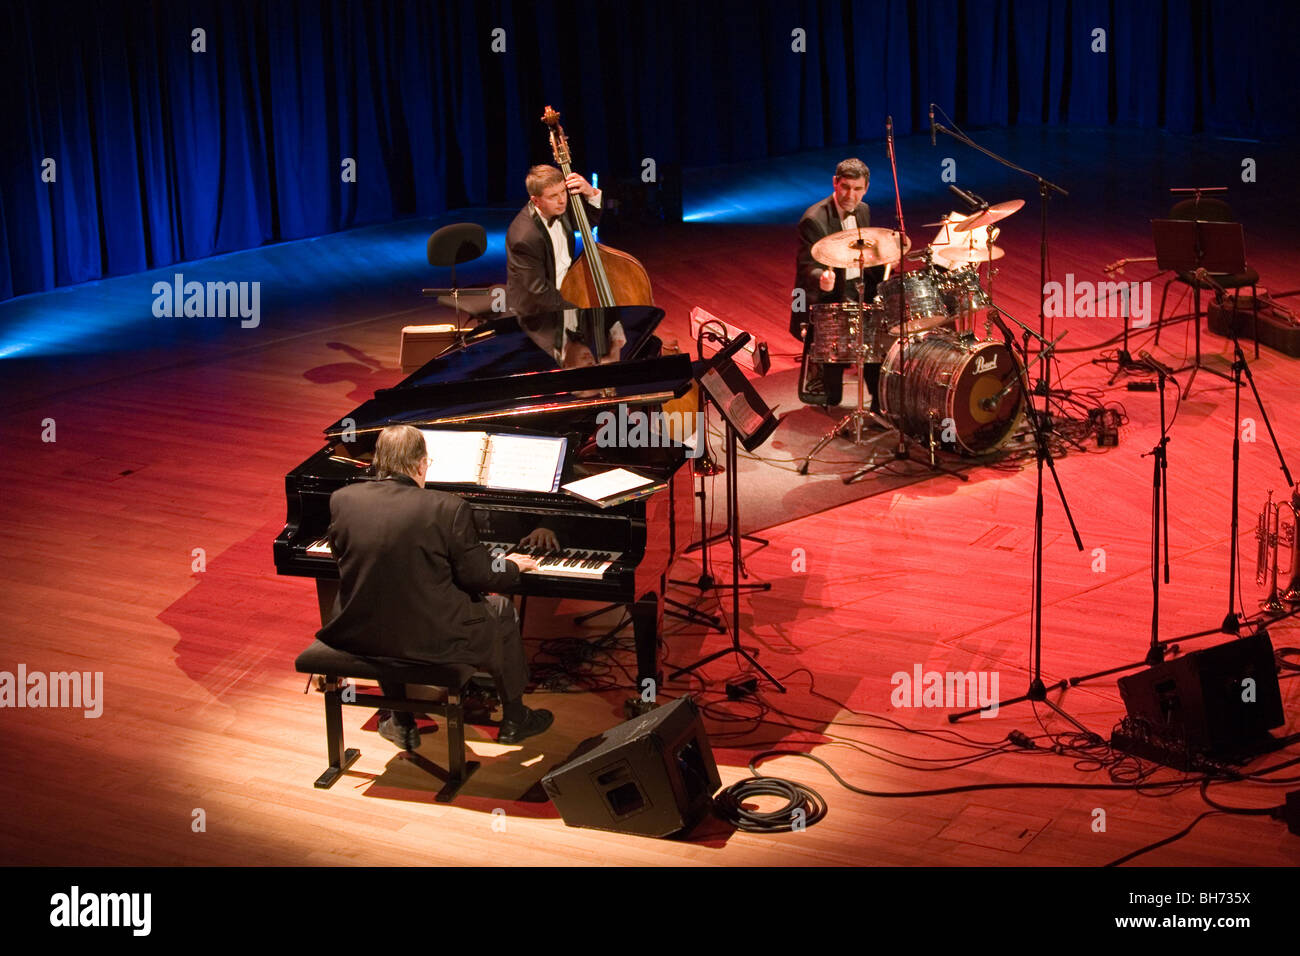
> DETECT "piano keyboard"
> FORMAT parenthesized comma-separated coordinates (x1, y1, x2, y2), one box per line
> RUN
(484, 542, 621, 580)
(306, 536, 619, 580)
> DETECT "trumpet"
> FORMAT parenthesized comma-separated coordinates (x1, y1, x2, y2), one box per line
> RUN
(1255, 488, 1299, 612)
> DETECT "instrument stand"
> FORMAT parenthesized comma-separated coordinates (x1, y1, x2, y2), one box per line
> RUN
(1183, 282, 1295, 638)
(845, 116, 967, 486)
(669, 415, 783, 692)
(676, 324, 768, 568)
(932, 113, 1067, 446)
(1067, 368, 1185, 687)
(797, 263, 887, 475)
(1151, 197, 1240, 395)
(949, 308, 1089, 730)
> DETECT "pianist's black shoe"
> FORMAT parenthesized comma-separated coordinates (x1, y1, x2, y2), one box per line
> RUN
(497, 706, 554, 745)
(378, 712, 421, 752)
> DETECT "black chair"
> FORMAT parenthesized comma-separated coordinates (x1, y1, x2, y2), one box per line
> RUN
(295, 639, 479, 801)
(424, 223, 502, 327)
(1154, 197, 1259, 359)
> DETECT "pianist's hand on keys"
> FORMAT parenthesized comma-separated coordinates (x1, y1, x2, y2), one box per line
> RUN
(496, 543, 621, 579)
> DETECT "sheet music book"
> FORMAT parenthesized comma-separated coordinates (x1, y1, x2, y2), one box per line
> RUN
(562, 468, 663, 508)
(420, 429, 567, 492)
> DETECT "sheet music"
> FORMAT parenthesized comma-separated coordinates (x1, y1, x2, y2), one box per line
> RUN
(483, 434, 567, 492)
(421, 429, 487, 484)
(701, 368, 764, 436)
(563, 468, 653, 502)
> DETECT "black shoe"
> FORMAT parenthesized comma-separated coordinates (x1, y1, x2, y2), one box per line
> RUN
(497, 707, 554, 745)
(378, 714, 421, 752)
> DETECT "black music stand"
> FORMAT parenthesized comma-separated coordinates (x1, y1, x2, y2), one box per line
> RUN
(669, 338, 784, 691)
(1151, 218, 1247, 394)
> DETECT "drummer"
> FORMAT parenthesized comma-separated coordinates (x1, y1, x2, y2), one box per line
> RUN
(790, 158, 887, 408)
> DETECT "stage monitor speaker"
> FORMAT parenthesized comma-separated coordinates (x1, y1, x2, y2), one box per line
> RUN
(1117, 632, 1283, 758)
(541, 696, 721, 838)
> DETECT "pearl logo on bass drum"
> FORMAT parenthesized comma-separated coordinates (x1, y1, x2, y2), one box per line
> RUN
(974, 354, 999, 374)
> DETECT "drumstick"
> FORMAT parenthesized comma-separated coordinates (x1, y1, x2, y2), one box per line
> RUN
(882, 263, 893, 281)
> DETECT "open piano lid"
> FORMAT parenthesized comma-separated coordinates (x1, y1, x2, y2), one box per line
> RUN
(325, 305, 693, 438)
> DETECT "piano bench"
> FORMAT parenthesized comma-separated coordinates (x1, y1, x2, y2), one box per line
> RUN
(294, 640, 480, 801)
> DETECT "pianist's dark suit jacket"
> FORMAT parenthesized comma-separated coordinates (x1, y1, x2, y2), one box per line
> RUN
(317, 474, 521, 664)
(789, 197, 886, 340)
(505, 197, 602, 317)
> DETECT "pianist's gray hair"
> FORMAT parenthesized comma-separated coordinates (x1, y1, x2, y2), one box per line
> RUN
(834, 158, 869, 183)
(373, 425, 427, 480)
(526, 164, 565, 197)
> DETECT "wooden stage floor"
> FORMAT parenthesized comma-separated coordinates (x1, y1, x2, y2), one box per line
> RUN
(2, 129, 1299, 869)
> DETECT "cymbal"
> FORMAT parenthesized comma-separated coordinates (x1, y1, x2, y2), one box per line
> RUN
(811, 227, 911, 269)
(954, 199, 1024, 233)
(932, 244, 1005, 264)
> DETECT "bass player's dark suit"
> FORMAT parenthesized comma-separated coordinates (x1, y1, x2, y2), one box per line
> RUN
(505, 198, 603, 317)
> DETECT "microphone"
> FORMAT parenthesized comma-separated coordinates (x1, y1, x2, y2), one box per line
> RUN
(930, 104, 936, 146)
(886, 114, 893, 145)
(1139, 350, 1176, 378)
(948, 184, 980, 208)
(714, 330, 752, 364)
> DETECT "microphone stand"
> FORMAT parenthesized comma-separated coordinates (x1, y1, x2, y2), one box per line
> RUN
(1067, 360, 1182, 687)
(949, 305, 1089, 731)
(932, 111, 1067, 417)
(1183, 269, 1295, 638)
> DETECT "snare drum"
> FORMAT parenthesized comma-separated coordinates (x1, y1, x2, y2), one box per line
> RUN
(878, 332, 1024, 455)
(808, 302, 887, 363)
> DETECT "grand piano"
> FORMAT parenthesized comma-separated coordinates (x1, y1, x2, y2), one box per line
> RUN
(274, 305, 697, 709)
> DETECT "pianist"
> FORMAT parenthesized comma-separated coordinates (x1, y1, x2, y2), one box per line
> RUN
(505, 164, 602, 316)
(317, 424, 555, 750)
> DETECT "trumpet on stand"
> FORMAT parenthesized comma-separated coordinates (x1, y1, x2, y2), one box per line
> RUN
(1256, 487, 1300, 612)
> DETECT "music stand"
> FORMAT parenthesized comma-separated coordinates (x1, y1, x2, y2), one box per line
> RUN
(1151, 218, 1247, 394)
(669, 337, 784, 691)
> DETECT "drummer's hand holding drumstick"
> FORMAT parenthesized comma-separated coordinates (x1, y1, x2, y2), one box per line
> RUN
(818, 268, 836, 292)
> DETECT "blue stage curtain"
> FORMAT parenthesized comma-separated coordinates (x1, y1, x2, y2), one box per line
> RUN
(2, 0, 1295, 301)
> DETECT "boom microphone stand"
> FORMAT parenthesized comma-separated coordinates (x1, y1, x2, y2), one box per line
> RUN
(949, 305, 1089, 730)
(930, 105, 1067, 414)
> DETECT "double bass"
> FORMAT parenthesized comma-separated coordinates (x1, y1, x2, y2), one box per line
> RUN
(542, 106, 655, 308)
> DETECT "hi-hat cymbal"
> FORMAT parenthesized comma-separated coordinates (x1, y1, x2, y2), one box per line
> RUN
(954, 199, 1024, 233)
(810, 227, 911, 269)
(932, 244, 1005, 264)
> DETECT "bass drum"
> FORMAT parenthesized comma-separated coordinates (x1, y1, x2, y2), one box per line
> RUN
(878, 333, 1024, 455)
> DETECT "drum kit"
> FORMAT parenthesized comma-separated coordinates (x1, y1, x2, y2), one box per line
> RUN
(798, 197, 1028, 473)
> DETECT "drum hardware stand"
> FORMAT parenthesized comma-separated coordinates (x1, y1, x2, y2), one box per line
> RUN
(797, 241, 885, 475)
(949, 307, 1090, 733)
(845, 117, 966, 486)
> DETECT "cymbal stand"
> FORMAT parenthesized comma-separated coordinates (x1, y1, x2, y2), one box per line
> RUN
(845, 116, 965, 486)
